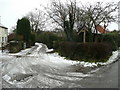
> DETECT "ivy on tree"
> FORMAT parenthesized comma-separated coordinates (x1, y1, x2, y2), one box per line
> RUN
(16, 17, 31, 42)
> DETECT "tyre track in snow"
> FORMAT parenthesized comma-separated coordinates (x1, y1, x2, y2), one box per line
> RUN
(1, 43, 119, 88)
(1, 43, 88, 88)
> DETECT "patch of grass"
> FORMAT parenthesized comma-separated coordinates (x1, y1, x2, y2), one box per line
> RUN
(60, 53, 109, 63)
(77, 58, 108, 63)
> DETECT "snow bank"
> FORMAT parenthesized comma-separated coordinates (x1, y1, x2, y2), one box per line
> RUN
(48, 53, 79, 65)
(48, 49, 119, 68)
(78, 49, 119, 67)
(97, 50, 119, 65)
(8, 47, 35, 56)
(35, 43, 42, 51)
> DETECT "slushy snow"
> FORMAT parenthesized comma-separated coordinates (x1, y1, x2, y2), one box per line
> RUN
(0, 43, 119, 88)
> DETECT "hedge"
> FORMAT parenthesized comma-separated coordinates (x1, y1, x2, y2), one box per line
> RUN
(36, 32, 64, 49)
(99, 32, 120, 51)
(8, 41, 24, 53)
(58, 42, 112, 62)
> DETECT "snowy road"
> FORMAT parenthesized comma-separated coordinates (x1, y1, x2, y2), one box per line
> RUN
(0, 43, 119, 88)
(79, 61, 119, 88)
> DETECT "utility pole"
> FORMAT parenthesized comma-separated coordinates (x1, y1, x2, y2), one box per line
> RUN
(118, 1, 120, 31)
(0, 16, 1, 23)
(0, 16, 3, 53)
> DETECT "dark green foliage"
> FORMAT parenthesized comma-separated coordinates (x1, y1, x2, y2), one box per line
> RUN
(100, 32, 120, 51)
(8, 41, 24, 53)
(8, 17, 36, 53)
(75, 32, 94, 42)
(36, 32, 64, 49)
(118, 35, 120, 47)
(16, 17, 31, 42)
(58, 42, 112, 62)
(26, 42, 31, 48)
(30, 32, 36, 46)
(64, 21, 74, 41)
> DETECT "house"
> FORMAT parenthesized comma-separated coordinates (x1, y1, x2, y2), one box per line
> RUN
(77, 24, 109, 43)
(0, 23, 8, 48)
(95, 25, 110, 34)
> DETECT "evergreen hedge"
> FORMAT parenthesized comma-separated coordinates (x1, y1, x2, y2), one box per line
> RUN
(8, 41, 24, 53)
(36, 32, 64, 49)
(58, 42, 112, 62)
(99, 32, 120, 51)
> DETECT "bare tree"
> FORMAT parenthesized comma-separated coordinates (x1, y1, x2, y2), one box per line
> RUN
(46, 0, 77, 41)
(76, 2, 117, 42)
(46, 0, 117, 42)
(91, 2, 116, 31)
(25, 8, 46, 33)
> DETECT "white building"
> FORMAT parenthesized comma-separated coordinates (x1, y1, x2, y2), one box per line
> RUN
(0, 23, 8, 48)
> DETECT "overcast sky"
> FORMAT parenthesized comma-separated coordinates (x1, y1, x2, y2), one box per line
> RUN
(0, 0, 119, 32)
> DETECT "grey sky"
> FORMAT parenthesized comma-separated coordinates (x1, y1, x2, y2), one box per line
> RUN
(0, 0, 119, 32)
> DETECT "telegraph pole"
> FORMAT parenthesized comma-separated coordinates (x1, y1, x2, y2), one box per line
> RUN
(0, 16, 1, 23)
(0, 16, 3, 53)
(118, 1, 120, 31)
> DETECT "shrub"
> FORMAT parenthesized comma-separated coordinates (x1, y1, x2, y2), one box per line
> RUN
(8, 41, 24, 53)
(58, 42, 112, 62)
(118, 34, 120, 47)
(16, 17, 31, 42)
(30, 32, 36, 46)
(8, 33, 24, 42)
(36, 32, 64, 49)
(100, 32, 120, 51)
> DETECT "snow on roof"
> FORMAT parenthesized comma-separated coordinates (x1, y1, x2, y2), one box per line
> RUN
(0, 23, 8, 29)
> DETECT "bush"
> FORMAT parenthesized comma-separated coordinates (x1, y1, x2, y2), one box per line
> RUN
(8, 41, 24, 53)
(36, 32, 64, 49)
(8, 33, 24, 42)
(58, 42, 112, 62)
(16, 17, 31, 42)
(100, 32, 120, 51)
(30, 32, 36, 46)
(118, 34, 120, 47)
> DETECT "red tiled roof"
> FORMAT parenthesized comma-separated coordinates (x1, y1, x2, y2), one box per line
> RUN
(96, 25, 106, 34)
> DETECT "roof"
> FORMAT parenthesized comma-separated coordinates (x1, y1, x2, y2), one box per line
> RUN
(0, 23, 8, 29)
(96, 25, 106, 34)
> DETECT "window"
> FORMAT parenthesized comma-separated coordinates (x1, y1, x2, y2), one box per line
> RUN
(2, 37, 4, 42)
(5, 37, 7, 42)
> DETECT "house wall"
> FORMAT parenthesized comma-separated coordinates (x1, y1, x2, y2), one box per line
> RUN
(0, 27, 8, 47)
